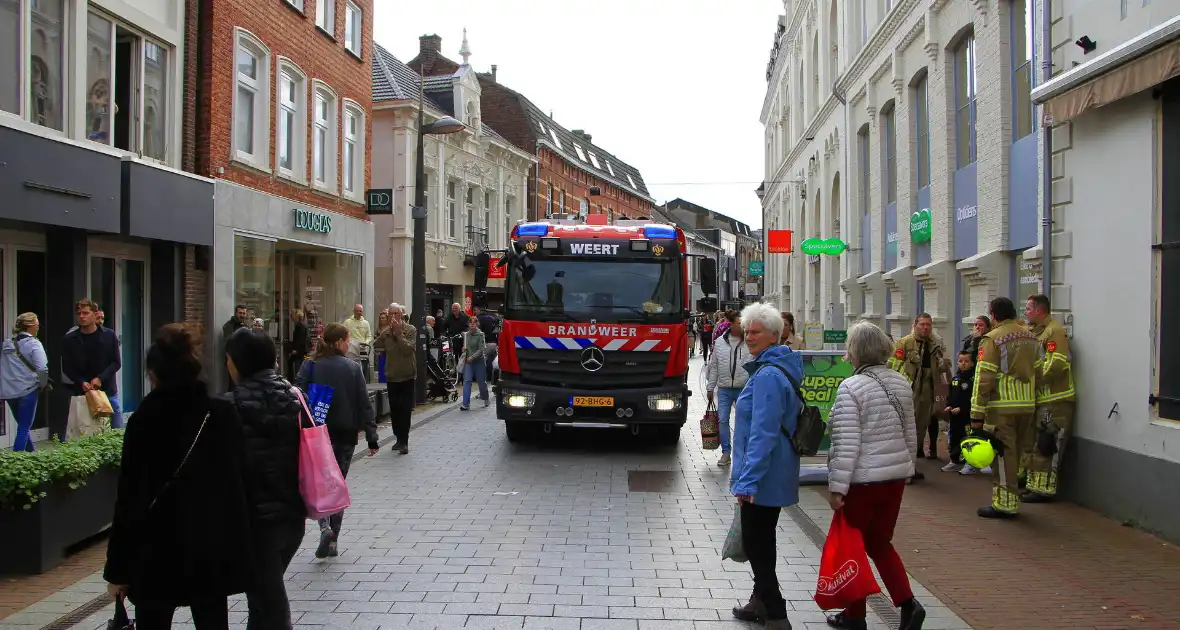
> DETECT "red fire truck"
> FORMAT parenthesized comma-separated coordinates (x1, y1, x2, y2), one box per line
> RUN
(475, 214, 716, 443)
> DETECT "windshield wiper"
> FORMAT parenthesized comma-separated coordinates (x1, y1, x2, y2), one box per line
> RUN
(509, 306, 579, 322)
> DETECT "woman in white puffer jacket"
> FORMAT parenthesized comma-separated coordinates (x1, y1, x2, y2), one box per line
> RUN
(824, 321, 926, 630)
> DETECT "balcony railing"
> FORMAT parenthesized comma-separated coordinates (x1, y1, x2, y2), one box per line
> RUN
(464, 225, 489, 264)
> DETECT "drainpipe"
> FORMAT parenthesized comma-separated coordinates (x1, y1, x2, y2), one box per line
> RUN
(1040, 0, 1053, 291)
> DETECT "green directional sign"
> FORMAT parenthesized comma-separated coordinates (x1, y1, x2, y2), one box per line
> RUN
(748, 260, 764, 276)
(799, 238, 847, 256)
(823, 330, 847, 344)
(910, 208, 932, 244)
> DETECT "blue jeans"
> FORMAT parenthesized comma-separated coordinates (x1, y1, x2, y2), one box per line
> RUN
(716, 386, 740, 454)
(462, 360, 488, 407)
(6, 390, 38, 452)
(109, 393, 124, 429)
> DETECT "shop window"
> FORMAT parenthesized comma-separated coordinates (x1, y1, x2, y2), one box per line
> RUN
(881, 103, 897, 204)
(1011, 0, 1035, 141)
(955, 35, 978, 168)
(1157, 81, 1180, 421)
(447, 180, 458, 239)
(316, 0, 334, 35)
(334, 253, 363, 325)
(342, 100, 364, 201)
(234, 29, 270, 169)
(0, 0, 18, 116)
(3, 0, 67, 130)
(312, 81, 338, 192)
(344, 1, 362, 57)
(89, 14, 171, 160)
(276, 60, 307, 182)
(234, 235, 276, 323)
(913, 74, 930, 188)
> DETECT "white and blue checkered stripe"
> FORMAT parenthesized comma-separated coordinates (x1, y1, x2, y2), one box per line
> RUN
(513, 337, 667, 352)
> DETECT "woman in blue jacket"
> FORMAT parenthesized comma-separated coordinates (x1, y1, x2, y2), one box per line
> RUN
(729, 302, 802, 629)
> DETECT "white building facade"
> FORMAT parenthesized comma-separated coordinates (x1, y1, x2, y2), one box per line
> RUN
(370, 42, 534, 316)
(762, 0, 1046, 344)
(1031, 1, 1180, 541)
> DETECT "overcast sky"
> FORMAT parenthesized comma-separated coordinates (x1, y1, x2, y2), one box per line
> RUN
(373, 0, 784, 229)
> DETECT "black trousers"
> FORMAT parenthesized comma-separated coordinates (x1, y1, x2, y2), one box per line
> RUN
(245, 518, 305, 630)
(134, 599, 227, 629)
(701, 336, 711, 362)
(321, 439, 355, 536)
(740, 502, 788, 619)
(387, 379, 415, 444)
(948, 416, 970, 464)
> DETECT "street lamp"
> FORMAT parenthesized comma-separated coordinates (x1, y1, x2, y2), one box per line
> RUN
(412, 78, 464, 404)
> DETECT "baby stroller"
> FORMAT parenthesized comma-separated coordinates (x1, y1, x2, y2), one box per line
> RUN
(425, 342, 459, 402)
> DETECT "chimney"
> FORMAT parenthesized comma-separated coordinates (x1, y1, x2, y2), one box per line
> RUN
(571, 129, 592, 144)
(490, 64, 497, 82)
(419, 34, 442, 69)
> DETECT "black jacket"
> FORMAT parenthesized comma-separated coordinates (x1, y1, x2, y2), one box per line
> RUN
(224, 370, 305, 524)
(291, 321, 310, 357)
(477, 313, 499, 344)
(104, 382, 255, 605)
(445, 313, 470, 338)
(61, 327, 121, 396)
(296, 355, 378, 448)
(947, 369, 975, 424)
(222, 316, 245, 346)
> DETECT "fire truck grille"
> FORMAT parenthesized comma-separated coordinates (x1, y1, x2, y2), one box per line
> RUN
(516, 349, 668, 389)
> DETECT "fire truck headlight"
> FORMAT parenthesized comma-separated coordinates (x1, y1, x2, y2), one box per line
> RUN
(505, 391, 536, 409)
(630, 239, 649, 252)
(647, 394, 682, 412)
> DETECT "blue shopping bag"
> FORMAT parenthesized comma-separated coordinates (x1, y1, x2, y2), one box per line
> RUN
(304, 361, 334, 426)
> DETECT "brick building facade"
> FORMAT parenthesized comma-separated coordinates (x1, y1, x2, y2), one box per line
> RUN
(408, 35, 657, 223)
(186, 0, 377, 389)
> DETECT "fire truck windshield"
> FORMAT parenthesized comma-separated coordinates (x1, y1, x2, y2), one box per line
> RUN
(505, 257, 684, 323)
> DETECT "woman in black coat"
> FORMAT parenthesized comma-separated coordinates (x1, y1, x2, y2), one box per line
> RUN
(104, 324, 255, 628)
(226, 328, 307, 629)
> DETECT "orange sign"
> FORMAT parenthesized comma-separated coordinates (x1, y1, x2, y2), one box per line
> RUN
(767, 229, 793, 254)
(487, 256, 507, 279)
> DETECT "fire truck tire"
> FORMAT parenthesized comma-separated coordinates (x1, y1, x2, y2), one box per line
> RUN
(505, 421, 528, 443)
(655, 425, 682, 446)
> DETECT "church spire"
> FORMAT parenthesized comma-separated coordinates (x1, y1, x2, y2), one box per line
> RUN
(459, 28, 472, 66)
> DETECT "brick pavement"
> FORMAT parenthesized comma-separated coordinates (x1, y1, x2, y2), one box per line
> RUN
(7, 357, 954, 629)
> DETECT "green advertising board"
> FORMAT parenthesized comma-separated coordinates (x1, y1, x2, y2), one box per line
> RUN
(798, 351, 855, 452)
(748, 260, 764, 276)
(909, 208, 932, 243)
(822, 330, 847, 344)
(799, 238, 847, 256)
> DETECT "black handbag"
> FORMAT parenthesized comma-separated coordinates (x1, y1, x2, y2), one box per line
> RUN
(107, 595, 135, 629)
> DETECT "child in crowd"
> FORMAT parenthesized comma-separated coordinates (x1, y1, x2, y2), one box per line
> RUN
(942, 350, 976, 474)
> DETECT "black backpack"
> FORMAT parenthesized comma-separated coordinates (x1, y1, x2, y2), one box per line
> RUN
(759, 364, 825, 457)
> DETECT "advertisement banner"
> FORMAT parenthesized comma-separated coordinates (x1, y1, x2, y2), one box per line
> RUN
(465, 290, 473, 315)
(798, 351, 855, 453)
(488, 256, 507, 279)
(767, 230, 793, 254)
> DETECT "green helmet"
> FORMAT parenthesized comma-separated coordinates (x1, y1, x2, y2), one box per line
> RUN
(960, 437, 996, 470)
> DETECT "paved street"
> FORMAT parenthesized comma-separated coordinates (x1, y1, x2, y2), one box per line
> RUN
(3, 357, 969, 630)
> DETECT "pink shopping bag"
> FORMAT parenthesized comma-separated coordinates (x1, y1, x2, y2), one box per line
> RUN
(292, 388, 351, 520)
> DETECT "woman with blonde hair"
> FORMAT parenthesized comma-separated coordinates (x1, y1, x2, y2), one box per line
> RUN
(1, 313, 48, 451)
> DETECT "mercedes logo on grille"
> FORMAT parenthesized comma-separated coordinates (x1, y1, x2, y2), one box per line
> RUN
(580, 346, 605, 372)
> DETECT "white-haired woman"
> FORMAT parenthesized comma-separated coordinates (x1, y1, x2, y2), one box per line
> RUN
(728, 302, 801, 629)
(824, 321, 925, 630)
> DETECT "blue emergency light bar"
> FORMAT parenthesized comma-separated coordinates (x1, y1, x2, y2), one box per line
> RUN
(516, 223, 550, 237)
(643, 225, 677, 240)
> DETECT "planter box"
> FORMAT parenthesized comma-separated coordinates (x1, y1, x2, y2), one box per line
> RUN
(0, 466, 119, 575)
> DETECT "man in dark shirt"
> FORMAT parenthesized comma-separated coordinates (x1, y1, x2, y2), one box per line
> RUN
(62, 300, 121, 429)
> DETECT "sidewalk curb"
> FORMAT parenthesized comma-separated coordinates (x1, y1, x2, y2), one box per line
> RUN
(18, 400, 469, 630)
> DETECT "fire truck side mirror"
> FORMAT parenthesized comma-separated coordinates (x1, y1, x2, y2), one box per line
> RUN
(474, 252, 490, 291)
(699, 257, 718, 295)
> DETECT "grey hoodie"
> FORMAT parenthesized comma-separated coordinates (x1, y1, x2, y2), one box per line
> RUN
(295, 354, 378, 448)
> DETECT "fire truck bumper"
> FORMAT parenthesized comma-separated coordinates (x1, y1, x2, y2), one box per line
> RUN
(494, 378, 690, 426)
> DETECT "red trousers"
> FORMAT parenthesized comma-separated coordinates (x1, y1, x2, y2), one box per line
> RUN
(839, 480, 914, 619)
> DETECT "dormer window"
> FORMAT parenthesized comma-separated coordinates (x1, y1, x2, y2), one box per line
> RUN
(465, 100, 478, 128)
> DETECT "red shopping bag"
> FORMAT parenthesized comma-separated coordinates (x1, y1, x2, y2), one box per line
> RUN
(700, 401, 720, 450)
(813, 511, 881, 610)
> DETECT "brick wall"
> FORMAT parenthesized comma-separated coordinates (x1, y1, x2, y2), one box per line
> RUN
(184, 245, 209, 343)
(196, 0, 374, 221)
(536, 148, 654, 220)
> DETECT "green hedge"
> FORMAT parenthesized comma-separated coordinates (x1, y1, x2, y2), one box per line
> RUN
(0, 430, 124, 510)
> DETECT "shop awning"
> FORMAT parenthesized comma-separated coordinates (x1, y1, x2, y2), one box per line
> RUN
(1032, 14, 1180, 123)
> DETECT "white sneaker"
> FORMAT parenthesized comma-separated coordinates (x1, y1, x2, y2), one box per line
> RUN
(717, 453, 731, 466)
(980, 466, 993, 474)
(941, 461, 963, 473)
(959, 464, 979, 475)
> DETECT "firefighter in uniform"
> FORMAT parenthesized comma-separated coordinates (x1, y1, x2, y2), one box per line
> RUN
(970, 297, 1039, 519)
(887, 313, 948, 476)
(1023, 293, 1075, 503)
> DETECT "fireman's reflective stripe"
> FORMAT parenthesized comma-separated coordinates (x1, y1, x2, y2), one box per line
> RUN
(970, 361, 998, 417)
(1037, 387, 1075, 403)
(970, 360, 1034, 416)
(1036, 351, 1075, 403)
(886, 356, 912, 382)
